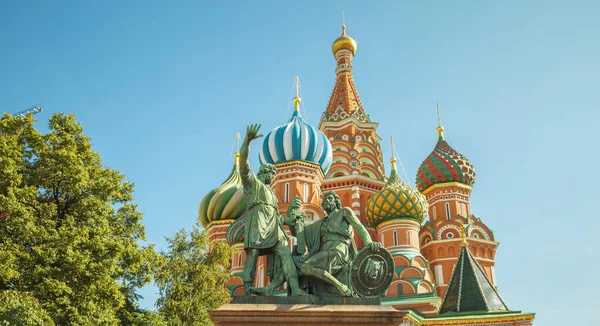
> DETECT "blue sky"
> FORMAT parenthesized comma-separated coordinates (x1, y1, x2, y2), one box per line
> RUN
(1, 1, 598, 324)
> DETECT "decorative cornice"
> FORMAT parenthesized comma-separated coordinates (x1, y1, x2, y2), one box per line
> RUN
(322, 174, 385, 190)
(207, 219, 236, 228)
(274, 160, 325, 179)
(318, 115, 380, 133)
(422, 182, 472, 195)
(420, 238, 499, 250)
(376, 218, 422, 231)
(420, 312, 536, 325)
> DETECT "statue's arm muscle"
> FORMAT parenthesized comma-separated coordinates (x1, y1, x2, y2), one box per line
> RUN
(342, 207, 373, 245)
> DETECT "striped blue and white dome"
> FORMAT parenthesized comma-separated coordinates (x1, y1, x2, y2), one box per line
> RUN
(259, 109, 333, 173)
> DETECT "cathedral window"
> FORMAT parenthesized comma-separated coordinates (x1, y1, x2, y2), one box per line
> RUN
(238, 253, 242, 266)
(435, 265, 444, 286)
(445, 203, 451, 220)
(303, 183, 309, 203)
(393, 231, 398, 246)
(284, 183, 290, 203)
(397, 283, 403, 295)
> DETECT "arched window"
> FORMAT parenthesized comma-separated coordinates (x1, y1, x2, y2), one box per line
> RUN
(397, 283, 403, 295)
(448, 246, 456, 257)
(445, 202, 451, 220)
(435, 265, 444, 286)
(284, 183, 290, 203)
(303, 183, 309, 203)
(393, 230, 398, 246)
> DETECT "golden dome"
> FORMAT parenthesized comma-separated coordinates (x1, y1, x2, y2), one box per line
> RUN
(332, 25, 357, 55)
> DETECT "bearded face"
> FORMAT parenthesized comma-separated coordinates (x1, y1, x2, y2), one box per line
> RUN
(257, 164, 276, 185)
(322, 191, 341, 214)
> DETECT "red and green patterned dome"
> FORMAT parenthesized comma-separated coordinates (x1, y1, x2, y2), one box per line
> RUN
(416, 126, 476, 192)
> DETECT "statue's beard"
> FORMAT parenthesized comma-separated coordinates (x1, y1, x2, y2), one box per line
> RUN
(258, 174, 273, 185)
(323, 201, 336, 214)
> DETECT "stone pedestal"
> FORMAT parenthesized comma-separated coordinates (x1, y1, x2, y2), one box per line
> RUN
(209, 297, 407, 326)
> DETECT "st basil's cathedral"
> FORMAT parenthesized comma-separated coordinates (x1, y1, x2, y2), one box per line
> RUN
(198, 24, 535, 325)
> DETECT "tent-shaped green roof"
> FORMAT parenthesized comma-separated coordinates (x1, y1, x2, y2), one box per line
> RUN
(439, 242, 509, 314)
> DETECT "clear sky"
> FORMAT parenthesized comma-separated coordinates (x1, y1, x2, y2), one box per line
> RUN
(1, 1, 598, 325)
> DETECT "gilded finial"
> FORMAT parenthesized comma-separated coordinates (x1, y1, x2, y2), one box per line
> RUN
(234, 132, 241, 166)
(460, 226, 469, 247)
(293, 76, 301, 111)
(332, 12, 357, 55)
(390, 136, 397, 171)
(436, 103, 445, 140)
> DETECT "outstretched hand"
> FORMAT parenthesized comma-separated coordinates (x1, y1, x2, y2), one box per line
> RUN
(245, 124, 264, 142)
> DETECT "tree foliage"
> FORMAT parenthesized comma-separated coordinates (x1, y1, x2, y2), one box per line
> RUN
(155, 223, 233, 326)
(0, 113, 160, 325)
(0, 291, 54, 326)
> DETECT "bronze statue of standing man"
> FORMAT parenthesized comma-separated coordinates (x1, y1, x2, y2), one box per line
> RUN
(237, 123, 307, 296)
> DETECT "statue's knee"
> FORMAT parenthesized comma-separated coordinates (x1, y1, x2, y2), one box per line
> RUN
(301, 264, 312, 275)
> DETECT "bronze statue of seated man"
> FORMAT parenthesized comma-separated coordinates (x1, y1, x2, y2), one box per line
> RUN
(251, 191, 383, 297)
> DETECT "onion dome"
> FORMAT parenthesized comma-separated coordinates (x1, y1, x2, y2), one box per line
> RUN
(259, 77, 333, 173)
(366, 155, 428, 227)
(198, 153, 246, 227)
(416, 106, 476, 192)
(332, 25, 357, 55)
(225, 217, 245, 245)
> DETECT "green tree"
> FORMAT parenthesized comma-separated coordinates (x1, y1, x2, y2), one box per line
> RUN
(0, 113, 162, 325)
(155, 223, 233, 326)
(0, 291, 54, 326)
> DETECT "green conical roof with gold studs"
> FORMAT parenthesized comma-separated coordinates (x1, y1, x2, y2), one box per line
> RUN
(366, 157, 428, 227)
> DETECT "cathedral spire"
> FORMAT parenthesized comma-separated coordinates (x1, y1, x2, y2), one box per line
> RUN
(323, 22, 369, 123)
(234, 132, 241, 166)
(436, 103, 445, 140)
(390, 136, 397, 172)
(293, 76, 301, 112)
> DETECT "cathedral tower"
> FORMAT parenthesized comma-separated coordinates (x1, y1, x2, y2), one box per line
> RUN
(199, 151, 252, 295)
(260, 77, 333, 220)
(366, 141, 440, 316)
(416, 105, 499, 298)
(319, 24, 386, 245)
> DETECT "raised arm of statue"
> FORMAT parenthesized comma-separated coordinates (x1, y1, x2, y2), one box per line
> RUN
(240, 124, 264, 188)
